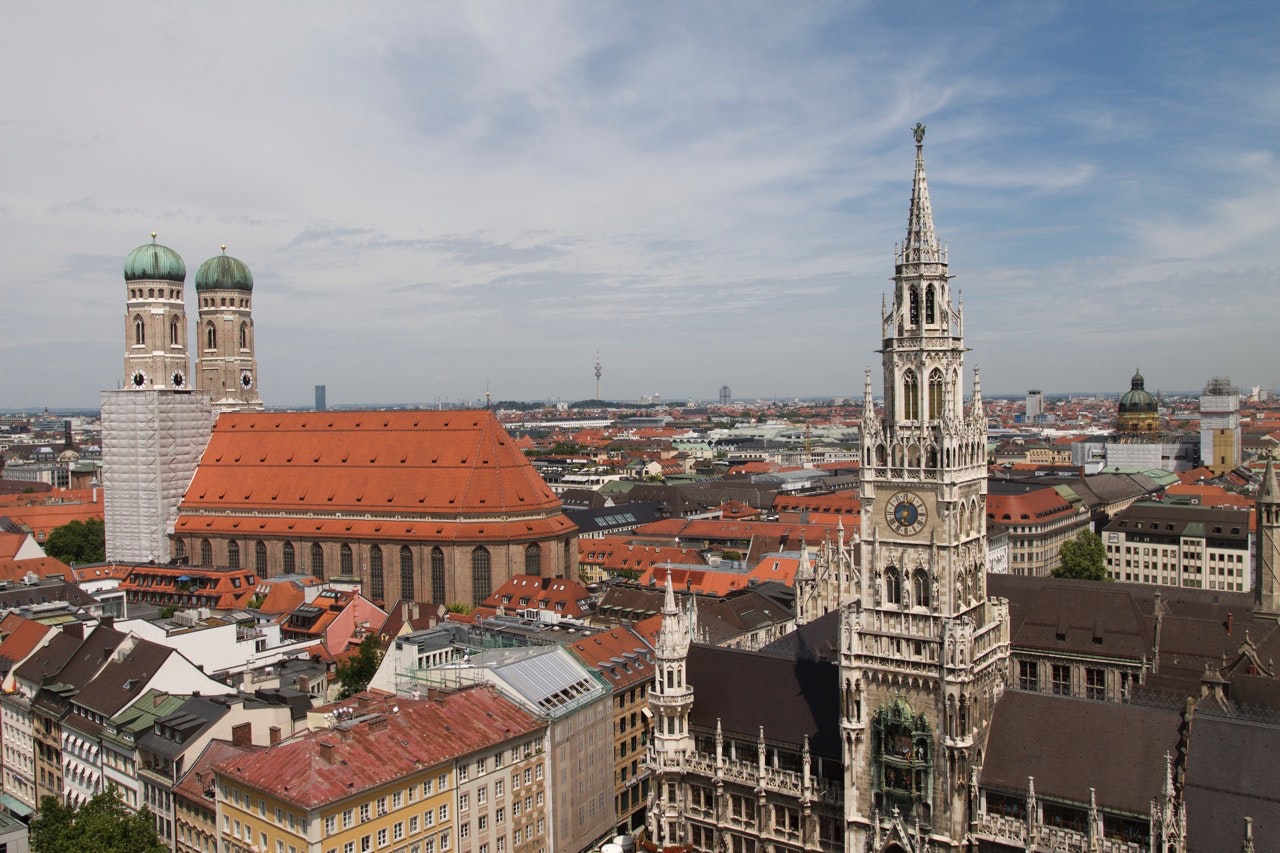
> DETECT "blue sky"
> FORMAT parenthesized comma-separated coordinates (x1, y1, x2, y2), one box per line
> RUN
(2, 1, 1277, 407)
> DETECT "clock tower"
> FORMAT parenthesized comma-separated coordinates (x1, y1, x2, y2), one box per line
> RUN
(840, 125, 1010, 851)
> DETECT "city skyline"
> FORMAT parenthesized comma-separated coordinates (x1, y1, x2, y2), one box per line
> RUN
(3, 2, 1278, 408)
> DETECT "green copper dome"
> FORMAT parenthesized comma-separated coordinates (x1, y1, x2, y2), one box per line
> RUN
(195, 248, 254, 292)
(1118, 369, 1157, 413)
(124, 234, 186, 282)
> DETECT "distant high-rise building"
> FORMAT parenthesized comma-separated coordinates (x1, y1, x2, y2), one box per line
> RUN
(1199, 377, 1240, 475)
(315, 385, 326, 411)
(719, 385, 731, 406)
(1025, 388, 1044, 422)
(194, 246, 263, 413)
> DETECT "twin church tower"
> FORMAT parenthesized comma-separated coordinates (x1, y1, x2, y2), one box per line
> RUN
(121, 233, 262, 412)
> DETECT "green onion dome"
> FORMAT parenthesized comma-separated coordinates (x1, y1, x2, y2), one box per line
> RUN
(124, 233, 186, 282)
(195, 246, 254, 292)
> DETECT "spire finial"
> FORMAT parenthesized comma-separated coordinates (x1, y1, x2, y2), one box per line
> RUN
(221, 244, 227, 254)
(150, 231, 158, 242)
(904, 123, 940, 263)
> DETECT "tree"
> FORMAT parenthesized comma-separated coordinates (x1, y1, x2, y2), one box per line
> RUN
(1053, 530, 1109, 581)
(32, 785, 166, 853)
(43, 518, 106, 565)
(335, 633, 384, 698)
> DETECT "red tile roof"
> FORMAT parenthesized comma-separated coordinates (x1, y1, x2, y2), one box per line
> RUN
(0, 556, 72, 583)
(986, 489, 1078, 525)
(565, 626, 654, 690)
(484, 575, 592, 618)
(577, 539, 705, 572)
(215, 687, 542, 809)
(179, 411, 564, 522)
(0, 613, 54, 668)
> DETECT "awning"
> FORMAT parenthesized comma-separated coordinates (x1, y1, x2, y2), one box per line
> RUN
(0, 792, 33, 817)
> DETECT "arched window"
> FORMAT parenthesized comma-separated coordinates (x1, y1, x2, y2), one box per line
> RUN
(340, 543, 353, 576)
(174, 539, 186, 559)
(909, 287, 920, 326)
(310, 543, 324, 579)
(255, 541, 267, 574)
(876, 444, 887, 467)
(913, 570, 930, 608)
(134, 315, 145, 346)
(199, 539, 213, 567)
(903, 370, 920, 420)
(400, 546, 415, 600)
(169, 317, 180, 346)
(472, 547, 492, 605)
(227, 540, 240, 569)
(885, 567, 901, 605)
(431, 547, 445, 603)
(370, 546, 384, 602)
(525, 543, 542, 577)
(928, 369, 944, 420)
(925, 285, 936, 325)
(239, 322, 248, 350)
(206, 323, 216, 350)
(282, 542, 295, 574)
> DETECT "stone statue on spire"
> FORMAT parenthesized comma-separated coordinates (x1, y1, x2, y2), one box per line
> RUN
(913, 122, 926, 145)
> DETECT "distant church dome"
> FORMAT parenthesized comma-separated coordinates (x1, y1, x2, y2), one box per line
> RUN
(195, 248, 254, 292)
(1117, 369, 1159, 434)
(1118, 369, 1157, 414)
(124, 233, 186, 282)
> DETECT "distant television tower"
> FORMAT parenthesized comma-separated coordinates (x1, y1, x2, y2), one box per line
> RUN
(594, 346, 602, 400)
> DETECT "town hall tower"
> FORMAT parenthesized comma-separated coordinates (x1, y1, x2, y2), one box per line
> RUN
(840, 124, 1010, 851)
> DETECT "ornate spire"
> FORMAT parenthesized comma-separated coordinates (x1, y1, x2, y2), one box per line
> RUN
(1260, 453, 1278, 504)
(863, 367, 875, 417)
(901, 123, 941, 265)
(972, 366, 984, 420)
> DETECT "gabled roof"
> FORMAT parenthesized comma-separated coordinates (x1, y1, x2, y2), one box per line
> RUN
(216, 688, 542, 809)
(687, 644, 840, 758)
(982, 690, 1180, 815)
(565, 625, 655, 690)
(74, 638, 175, 718)
(179, 410, 564, 519)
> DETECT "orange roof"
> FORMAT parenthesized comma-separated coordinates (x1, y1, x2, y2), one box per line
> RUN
(986, 489, 1078, 525)
(175, 513, 573, 544)
(178, 410, 568, 527)
(69, 563, 134, 583)
(0, 532, 30, 561)
(485, 575, 591, 618)
(1164, 483, 1254, 511)
(577, 539, 704, 572)
(773, 490, 861, 515)
(565, 626, 654, 689)
(0, 613, 54, 665)
(2, 497, 103, 538)
(253, 576, 321, 615)
(120, 564, 258, 609)
(0, 488, 99, 508)
(0, 556, 72, 583)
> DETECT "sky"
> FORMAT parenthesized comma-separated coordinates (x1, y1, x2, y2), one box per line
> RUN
(3, 1, 1278, 408)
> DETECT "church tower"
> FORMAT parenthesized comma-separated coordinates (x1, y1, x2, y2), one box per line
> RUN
(1257, 455, 1280, 614)
(840, 125, 1010, 850)
(122, 233, 191, 390)
(194, 247, 263, 413)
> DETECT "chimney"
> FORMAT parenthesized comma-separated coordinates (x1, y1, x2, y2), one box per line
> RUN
(62, 623, 84, 640)
(231, 722, 252, 748)
(356, 694, 371, 710)
(318, 739, 335, 764)
(1227, 612, 1233, 636)
(269, 726, 281, 745)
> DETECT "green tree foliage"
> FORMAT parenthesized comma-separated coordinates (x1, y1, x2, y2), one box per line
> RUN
(1053, 530, 1109, 581)
(32, 785, 166, 853)
(43, 518, 106, 565)
(335, 633, 384, 698)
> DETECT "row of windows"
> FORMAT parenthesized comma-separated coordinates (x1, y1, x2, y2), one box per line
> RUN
(191, 540, 540, 605)
(133, 314, 183, 348)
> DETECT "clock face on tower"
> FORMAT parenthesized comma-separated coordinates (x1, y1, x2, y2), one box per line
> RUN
(240, 371, 253, 389)
(885, 491, 928, 536)
(132, 371, 147, 388)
